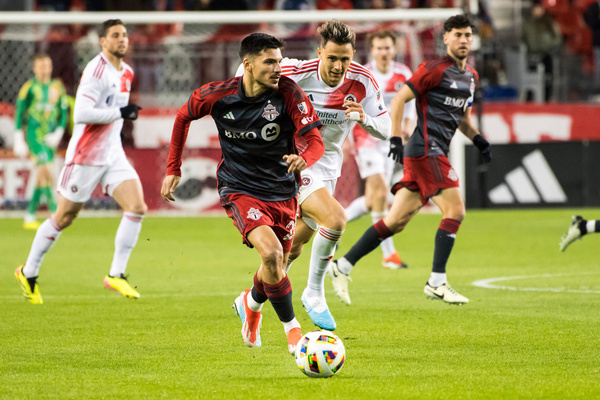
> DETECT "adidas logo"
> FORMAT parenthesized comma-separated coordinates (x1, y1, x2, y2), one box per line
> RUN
(488, 150, 567, 204)
(223, 111, 235, 120)
(450, 81, 458, 89)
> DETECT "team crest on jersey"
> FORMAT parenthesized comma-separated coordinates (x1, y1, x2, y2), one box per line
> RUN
(283, 220, 296, 241)
(344, 94, 357, 103)
(297, 101, 308, 115)
(301, 176, 312, 186)
(448, 168, 458, 182)
(247, 207, 263, 221)
(262, 104, 279, 121)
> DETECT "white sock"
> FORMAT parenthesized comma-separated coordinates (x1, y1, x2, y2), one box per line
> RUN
(306, 227, 343, 296)
(336, 257, 354, 275)
(587, 220, 597, 233)
(109, 212, 143, 277)
(247, 289, 264, 312)
(345, 196, 368, 222)
(283, 317, 301, 334)
(429, 272, 447, 287)
(371, 211, 396, 258)
(23, 217, 62, 278)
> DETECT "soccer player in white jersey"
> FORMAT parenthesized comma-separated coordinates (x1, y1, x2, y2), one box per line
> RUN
(342, 30, 416, 280)
(280, 20, 390, 330)
(15, 19, 145, 304)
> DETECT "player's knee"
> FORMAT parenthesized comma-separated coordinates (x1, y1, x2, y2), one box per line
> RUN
(325, 209, 347, 231)
(261, 247, 284, 271)
(55, 212, 77, 230)
(128, 202, 148, 216)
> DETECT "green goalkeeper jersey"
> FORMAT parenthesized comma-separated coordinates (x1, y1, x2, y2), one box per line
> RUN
(15, 78, 68, 148)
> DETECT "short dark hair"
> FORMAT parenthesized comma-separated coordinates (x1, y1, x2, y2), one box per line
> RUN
(367, 30, 397, 48)
(443, 15, 475, 33)
(317, 19, 356, 50)
(98, 19, 125, 38)
(239, 33, 284, 59)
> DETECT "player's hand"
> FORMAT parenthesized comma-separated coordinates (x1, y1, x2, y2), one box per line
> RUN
(45, 127, 64, 149)
(161, 175, 181, 202)
(120, 104, 142, 120)
(473, 134, 492, 163)
(13, 129, 29, 158)
(388, 136, 404, 165)
(343, 101, 364, 123)
(283, 154, 307, 173)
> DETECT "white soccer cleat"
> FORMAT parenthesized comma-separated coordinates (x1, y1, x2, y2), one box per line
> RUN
(424, 282, 469, 305)
(559, 215, 585, 252)
(328, 260, 351, 305)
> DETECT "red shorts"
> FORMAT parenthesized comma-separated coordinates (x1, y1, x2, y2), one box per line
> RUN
(391, 155, 459, 205)
(220, 193, 297, 253)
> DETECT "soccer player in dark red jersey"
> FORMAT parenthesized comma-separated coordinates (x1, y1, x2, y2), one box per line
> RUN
(330, 15, 492, 305)
(161, 33, 324, 353)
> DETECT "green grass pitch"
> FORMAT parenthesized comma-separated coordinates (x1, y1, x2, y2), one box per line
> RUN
(1, 209, 599, 399)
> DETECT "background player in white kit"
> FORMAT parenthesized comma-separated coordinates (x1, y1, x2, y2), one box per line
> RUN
(280, 20, 390, 330)
(343, 30, 416, 278)
(15, 19, 145, 304)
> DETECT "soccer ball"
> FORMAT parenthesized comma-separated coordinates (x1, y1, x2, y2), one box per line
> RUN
(294, 330, 345, 378)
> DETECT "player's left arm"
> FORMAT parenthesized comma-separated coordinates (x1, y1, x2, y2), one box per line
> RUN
(459, 107, 491, 163)
(344, 99, 391, 141)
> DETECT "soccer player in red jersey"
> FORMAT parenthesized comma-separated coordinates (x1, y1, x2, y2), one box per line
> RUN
(15, 20, 145, 304)
(331, 15, 492, 305)
(161, 33, 324, 354)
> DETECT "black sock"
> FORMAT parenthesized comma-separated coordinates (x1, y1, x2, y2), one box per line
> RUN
(345, 220, 392, 265)
(432, 219, 461, 273)
(264, 277, 294, 323)
(595, 220, 600, 233)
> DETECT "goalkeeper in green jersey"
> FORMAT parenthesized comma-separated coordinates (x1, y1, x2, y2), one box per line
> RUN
(13, 54, 68, 230)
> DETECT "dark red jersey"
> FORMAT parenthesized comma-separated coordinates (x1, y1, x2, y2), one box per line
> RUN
(405, 55, 479, 158)
(167, 75, 323, 201)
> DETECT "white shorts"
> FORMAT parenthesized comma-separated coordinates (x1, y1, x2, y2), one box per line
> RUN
(297, 168, 337, 231)
(57, 156, 139, 203)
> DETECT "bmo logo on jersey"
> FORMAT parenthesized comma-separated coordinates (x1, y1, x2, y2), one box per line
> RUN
(261, 123, 280, 141)
(224, 130, 258, 139)
(443, 97, 466, 108)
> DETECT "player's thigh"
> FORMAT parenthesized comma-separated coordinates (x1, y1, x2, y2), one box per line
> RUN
(112, 179, 147, 215)
(301, 187, 346, 230)
(385, 188, 423, 233)
(247, 225, 284, 263)
(431, 187, 465, 221)
(104, 157, 147, 214)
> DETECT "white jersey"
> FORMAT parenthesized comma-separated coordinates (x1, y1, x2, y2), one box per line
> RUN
(280, 58, 389, 180)
(66, 52, 134, 166)
(354, 60, 415, 151)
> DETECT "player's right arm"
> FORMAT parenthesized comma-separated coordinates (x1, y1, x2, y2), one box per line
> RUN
(162, 87, 213, 201)
(73, 65, 120, 124)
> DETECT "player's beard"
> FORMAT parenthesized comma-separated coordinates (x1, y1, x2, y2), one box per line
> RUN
(451, 47, 469, 60)
(109, 47, 127, 60)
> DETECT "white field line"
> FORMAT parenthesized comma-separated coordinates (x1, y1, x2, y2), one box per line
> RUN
(472, 272, 600, 294)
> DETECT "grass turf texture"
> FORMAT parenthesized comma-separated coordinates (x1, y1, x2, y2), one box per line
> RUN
(1, 209, 599, 399)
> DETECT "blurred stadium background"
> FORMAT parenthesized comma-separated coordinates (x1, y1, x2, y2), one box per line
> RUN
(1, 0, 599, 215)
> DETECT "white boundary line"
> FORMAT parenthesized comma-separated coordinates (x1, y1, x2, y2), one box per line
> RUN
(472, 272, 600, 294)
